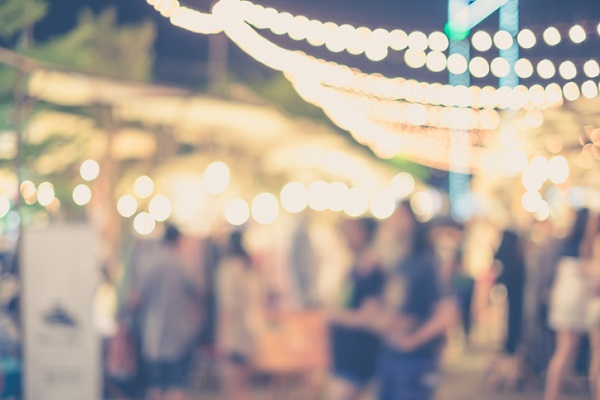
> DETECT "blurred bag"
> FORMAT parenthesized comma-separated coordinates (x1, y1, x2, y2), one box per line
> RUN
(106, 322, 137, 381)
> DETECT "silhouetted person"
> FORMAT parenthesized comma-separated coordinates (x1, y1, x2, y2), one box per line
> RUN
(135, 225, 202, 400)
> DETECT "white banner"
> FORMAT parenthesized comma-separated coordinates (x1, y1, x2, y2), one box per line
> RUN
(21, 224, 100, 400)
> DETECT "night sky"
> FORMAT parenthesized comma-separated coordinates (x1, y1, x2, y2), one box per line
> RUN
(32, 0, 600, 84)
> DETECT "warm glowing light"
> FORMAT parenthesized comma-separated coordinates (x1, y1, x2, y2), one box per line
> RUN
(365, 45, 388, 62)
(20, 180, 36, 199)
(329, 181, 350, 212)
(408, 31, 428, 51)
(80, 159, 100, 182)
(534, 201, 550, 221)
(224, 198, 250, 226)
(307, 180, 330, 211)
(469, 57, 490, 78)
(517, 29, 536, 49)
(280, 182, 308, 213)
(252, 192, 279, 224)
(306, 20, 327, 46)
(149, 194, 173, 222)
(491, 57, 510, 78)
(428, 31, 449, 52)
(37, 182, 55, 207)
(447, 53, 468, 75)
(471, 31, 492, 52)
(537, 60, 556, 79)
(134, 176, 155, 199)
(569, 25, 586, 44)
(389, 29, 408, 51)
(524, 109, 544, 128)
(343, 188, 369, 218)
(404, 49, 427, 69)
(389, 172, 415, 200)
(72, 184, 91, 206)
(134, 212, 156, 235)
(584, 60, 600, 78)
(493, 30, 513, 50)
(426, 51, 447, 72)
(559, 61, 577, 80)
(410, 191, 435, 222)
(370, 190, 396, 220)
(117, 195, 138, 218)
(204, 161, 230, 195)
(582, 80, 599, 99)
(543, 27, 561, 46)
(563, 82, 580, 101)
(548, 156, 569, 184)
(288, 15, 310, 41)
(514, 58, 533, 79)
(522, 191, 543, 213)
(0, 197, 10, 218)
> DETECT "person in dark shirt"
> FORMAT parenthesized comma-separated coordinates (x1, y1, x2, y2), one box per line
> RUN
(374, 205, 458, 400)
(328, 217, 386, 400)
(495, 230, 526, 356)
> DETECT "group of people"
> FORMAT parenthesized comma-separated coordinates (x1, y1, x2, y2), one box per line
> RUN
(115, 200, 600, 400)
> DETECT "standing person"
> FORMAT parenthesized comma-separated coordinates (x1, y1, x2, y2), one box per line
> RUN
(544, 208, 595, 400)
(135, 225, 203, 400)
(495, 230, 527, 357)
(375, 206, 458, 400)
(328, 217, 386, 400)
(216, 231, 263, 400)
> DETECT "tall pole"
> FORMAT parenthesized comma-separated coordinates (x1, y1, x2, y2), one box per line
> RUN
(448, 0, 472, 221)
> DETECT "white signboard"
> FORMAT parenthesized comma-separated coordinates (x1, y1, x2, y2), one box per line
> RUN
(21, 224, 100, 400)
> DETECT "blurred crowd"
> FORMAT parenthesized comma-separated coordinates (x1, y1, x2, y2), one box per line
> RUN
(1, 202, 599, 400)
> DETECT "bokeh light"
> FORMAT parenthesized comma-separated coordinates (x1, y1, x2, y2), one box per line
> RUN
(72, 184, 92, 206)
(308, 180, 330, 212)
(329, 181, 350, 212)
(117, 194, 138, 218)
(493, 30, 513, 50)
(410, 191, 437, 222)
(37, 182, 55, 207)
(522, 190, 543, 213)
(369, 190, 396, 220)
(224, 198, 250, 226)
(404, 49, 427, 69)
(280, 182, 308, 213)
(343, 188, 369, 218)
(447, 54, 468, 75)
(584, 60, 600, 78)
(471, 31, 492, 52)
(491, 57, 510, 78)
(408, 31, 428, 51)
(428, 31, 449, 52)
(252, 192, 279, 224)
(469, 57, 490, 78)
(134, 212, 156, 235)
(558, 61, 577, 80)
(134, 175, 155, 199)
(569, 25, 586, 44)
(204, 161, 230, 195)
(80, 159, 100, 182)
(389, 29, 408, 51)
(543, 27, 561, 46)
(20, 180, 36, 199)
(0, 197, 10, 218)
(425, 51, 447, 72)
(548, 156, 569, 184)
(149, 194, 173, 222)
(514, 58, 533, 79)
(389, 172, 415, 200)
(537, 60, 556, 79)
(517, 29, 536, 49)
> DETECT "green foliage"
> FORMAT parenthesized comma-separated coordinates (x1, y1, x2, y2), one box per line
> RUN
(0, 0, 47, 40)
(32, 7, 156, 81)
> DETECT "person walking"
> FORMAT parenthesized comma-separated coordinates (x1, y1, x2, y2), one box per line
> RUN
(134, 225, 203, 400)
(216, 231, 264, 400)
(544, 209, 597, 400)
(374, 206, 458, 400)
(328, 217, 386, 400)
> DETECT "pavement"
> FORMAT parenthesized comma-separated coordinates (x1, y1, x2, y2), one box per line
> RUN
(189, 345, 591, 400)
